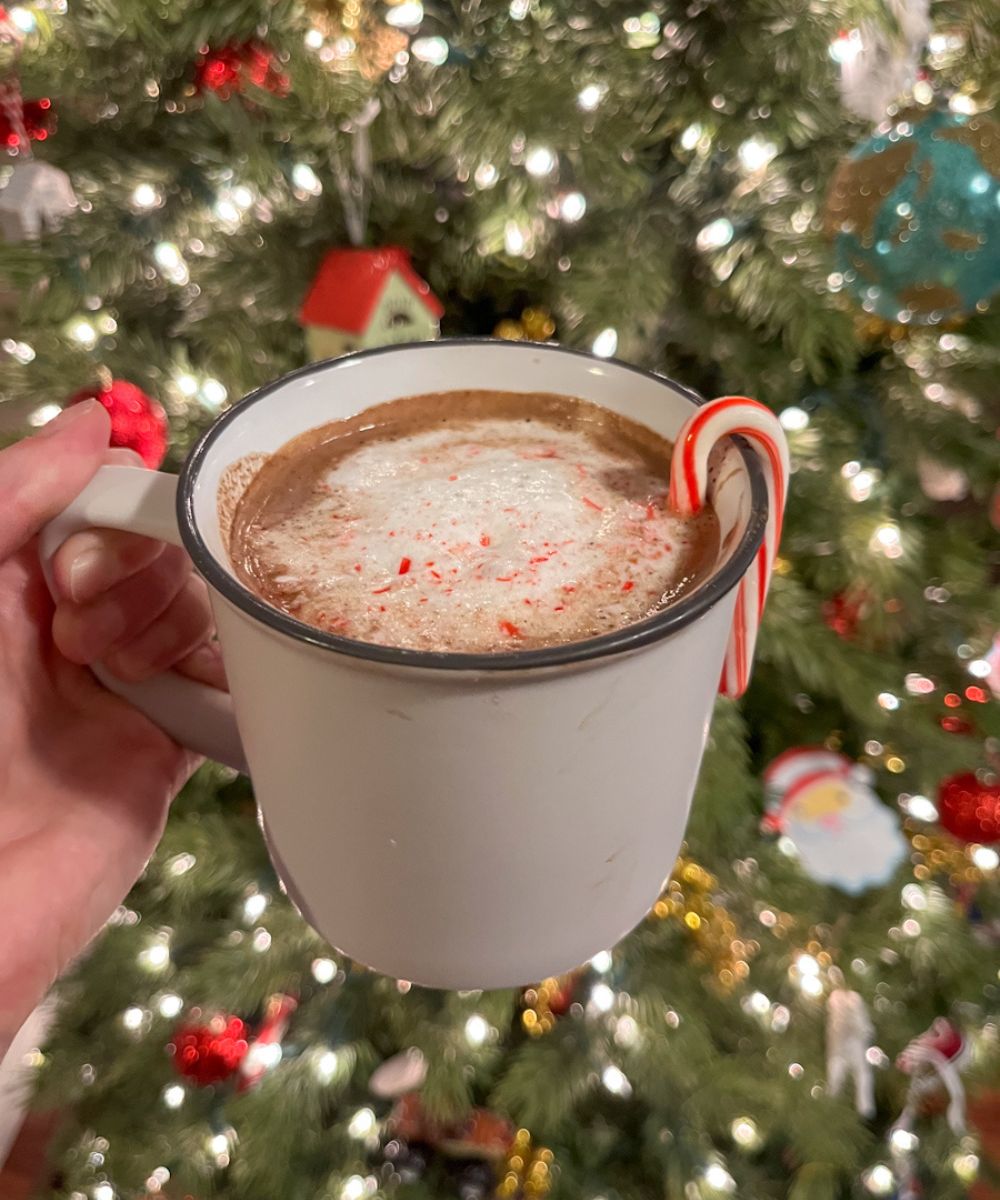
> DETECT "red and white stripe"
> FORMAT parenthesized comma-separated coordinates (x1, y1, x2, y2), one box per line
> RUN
(668, 396, 790, 698)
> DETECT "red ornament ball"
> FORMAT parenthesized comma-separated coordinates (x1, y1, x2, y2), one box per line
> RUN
(0, 97, 55, 149)
(937, 772, 1000, 845)
(70, 379, 168, 468)
(194, 41, 288, 98)
(822, 588, 869, 641)
(171, 1015, 249, 1086)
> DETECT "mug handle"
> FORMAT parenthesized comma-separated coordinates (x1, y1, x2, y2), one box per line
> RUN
(38, 465, 248, 773)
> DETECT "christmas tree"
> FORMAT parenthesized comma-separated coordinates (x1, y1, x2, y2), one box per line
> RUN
(3, 0, 1000, 1198)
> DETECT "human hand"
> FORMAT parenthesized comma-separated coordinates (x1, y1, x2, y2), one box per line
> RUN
(0, 402, 224, 1053)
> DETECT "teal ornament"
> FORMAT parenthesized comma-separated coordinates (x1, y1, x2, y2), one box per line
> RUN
(824, 109, 1000, 323)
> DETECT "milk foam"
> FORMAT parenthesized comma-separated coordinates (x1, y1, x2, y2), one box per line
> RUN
(234, 408, 719, 653)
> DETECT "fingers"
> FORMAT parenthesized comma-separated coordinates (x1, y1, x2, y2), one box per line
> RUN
(102, 577, 215, 683)
(175, 639, 228, 691)
(52, 528, 167, 604)
(53, 544, 192, 665)
(0, 401, 111, 563)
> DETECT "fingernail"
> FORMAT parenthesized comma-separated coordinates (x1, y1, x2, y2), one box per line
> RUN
(38, 399, 100, 437)
(68, 547, 104, 603)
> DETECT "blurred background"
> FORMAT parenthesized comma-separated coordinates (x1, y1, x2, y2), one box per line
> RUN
(0, 1, 998, 1198)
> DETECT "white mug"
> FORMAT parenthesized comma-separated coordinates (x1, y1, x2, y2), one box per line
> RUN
(41, 340, 770, 990)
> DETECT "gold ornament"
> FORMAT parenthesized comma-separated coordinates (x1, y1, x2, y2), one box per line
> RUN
(521, 974, 576, 1037)
(907, 827, 986, 888)
(304, 0, 407, 81)
(494, 306, 556, 342)
(651, 855, 755, 989)
(498, 1129, 554, 1199)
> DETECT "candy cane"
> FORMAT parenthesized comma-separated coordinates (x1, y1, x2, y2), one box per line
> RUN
(668, 397, 789, 698)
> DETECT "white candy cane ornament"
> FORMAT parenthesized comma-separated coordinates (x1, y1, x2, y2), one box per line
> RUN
(668, 396, 789, 698)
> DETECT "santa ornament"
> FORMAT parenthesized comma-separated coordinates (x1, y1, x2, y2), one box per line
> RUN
(893, 1017, 968, 1136)
(298, 246, 443, 362)
(825, 986, 875, 1117)
(763, 748, 907, 893)
(0, 78, 76, 243)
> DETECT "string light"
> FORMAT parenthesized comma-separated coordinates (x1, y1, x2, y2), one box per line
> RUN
(92, 1185, 115, 1200)
(8, 6, 36, 33)
(157, 993, 183, 1018)
(696, 218, 734, 251)
(153, 242, 189, 286)
(702, 1163, 736, 1193)
(778, 406, 809, 431)
(589, 982, 615, 1013)
(242, 891, 268, 922)
(291, 163, 322, 196)
(411, 36, 448, 65)
(144, 1168, 170, 1194)
(162, 1083, 185, 1109)
(731, 1117, 760, 1149)
(304, 27, 324, 49)
(967, 658, 991, 678)
(846, 467, 879, 502)
(953, 1153, 980, 1182)
(340, 1176, 366, 1200)
(464, 1014, 491, 1046)
(863, 1164, 895, 1195)
(167, 852, 195, 876)
(577, 83, 606, 111)
(348, 1107, 376, 1138)
(509, 0, 531, 18)
(385, 1, 422, 29)
(614, 1015, 640, 1047)
(312, 957, 337, 984)
(252, 927, 272, 952)
(524, 146, 557, 177)
(601, 1064, 632, 1096)
(475, 162, 498, 189)
(738, 137, 777, 172)
(901, 884, 927, 911)
(590, 950, 612, 973)
(4, 338, 36, 364)
(314, 1049, 340, 1081)
(877, 692, 900, 711)
(199, 378, 228, 409)
(972, 845, 999, 871)
(680, 123, 703, 151)
(902, 794, 937, 822)
(749, 992, 770, 1014)
(591, 327, 618, 358)
(66, 317, 98, 348)
(139, 936, 170, 972)
(131, 182, 163, 211)
(559, 191, 586, 222)
(870, 523, 903, 559)
(121, 1006, 145, 1031)
(503, 220, 530, 256)
(623, 12, 660, 49)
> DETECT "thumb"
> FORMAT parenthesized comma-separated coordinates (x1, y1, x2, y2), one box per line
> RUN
(0, 400, 113, 563)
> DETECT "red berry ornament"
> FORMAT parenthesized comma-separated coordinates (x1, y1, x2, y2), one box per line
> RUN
(70, 379, 168, 468)
(0, 97, 54, 149)
(171, 1015, 249, 1086)
(937, 772, 1000, 845)
(194, 41, 288, 99)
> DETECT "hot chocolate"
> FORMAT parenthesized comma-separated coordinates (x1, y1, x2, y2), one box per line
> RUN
(227, 390, 719, 653)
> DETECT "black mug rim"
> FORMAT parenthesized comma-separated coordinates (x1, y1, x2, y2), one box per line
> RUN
(178, 339, 769, 672)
